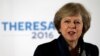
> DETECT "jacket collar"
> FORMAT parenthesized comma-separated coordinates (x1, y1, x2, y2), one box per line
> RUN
(57, 35, 70, 56)
(57, 35, 85, 56)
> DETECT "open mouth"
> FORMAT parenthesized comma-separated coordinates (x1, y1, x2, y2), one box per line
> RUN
(68, 31, 76, 36)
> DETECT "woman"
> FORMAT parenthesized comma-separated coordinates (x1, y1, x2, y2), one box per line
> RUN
(34, 2, 99, 56)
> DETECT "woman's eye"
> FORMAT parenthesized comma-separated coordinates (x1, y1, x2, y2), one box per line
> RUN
(75, 21, 80, 24)
(64, 20, 70, 23)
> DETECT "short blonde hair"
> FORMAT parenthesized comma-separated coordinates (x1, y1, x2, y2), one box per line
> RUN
(54, 2, 91, 37)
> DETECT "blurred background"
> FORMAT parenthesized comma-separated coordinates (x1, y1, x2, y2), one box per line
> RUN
(0, 0, 100, 56)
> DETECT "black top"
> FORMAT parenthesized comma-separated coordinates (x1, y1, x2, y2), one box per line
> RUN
(34, 35, 99, 56)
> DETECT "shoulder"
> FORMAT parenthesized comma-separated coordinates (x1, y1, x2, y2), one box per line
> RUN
(34, 39, 58, 56)
(37, 39, 57, 49)
(84, 42, 99, 56)
(84, 42, 99, 50)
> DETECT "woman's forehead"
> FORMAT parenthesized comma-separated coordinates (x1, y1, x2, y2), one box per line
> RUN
(62, 14, 82, 20)
(61, 12, 81, 18)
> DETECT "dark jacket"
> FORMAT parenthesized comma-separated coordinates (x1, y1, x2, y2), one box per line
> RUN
(34, 35, 99, 56)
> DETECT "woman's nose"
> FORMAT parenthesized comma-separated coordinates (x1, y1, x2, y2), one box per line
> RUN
(69, 23, 76, 29)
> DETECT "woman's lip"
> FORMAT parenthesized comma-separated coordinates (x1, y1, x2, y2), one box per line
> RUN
(68, 31, 76, 35)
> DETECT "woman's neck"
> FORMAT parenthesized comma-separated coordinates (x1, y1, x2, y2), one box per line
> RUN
(67, 40, 78, 50)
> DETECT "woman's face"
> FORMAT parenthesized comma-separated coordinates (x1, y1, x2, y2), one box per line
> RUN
(59, 15, 83, 42)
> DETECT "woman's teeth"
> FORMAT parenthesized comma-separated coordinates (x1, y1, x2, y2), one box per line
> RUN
(68, 31, 75, 35)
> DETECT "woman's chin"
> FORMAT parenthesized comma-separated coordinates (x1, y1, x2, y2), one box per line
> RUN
(67, 37, 77, 42)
